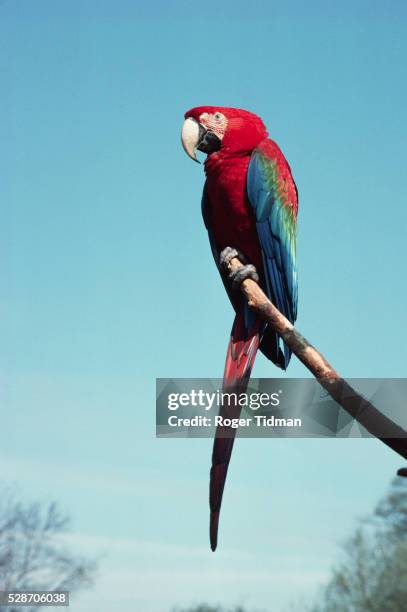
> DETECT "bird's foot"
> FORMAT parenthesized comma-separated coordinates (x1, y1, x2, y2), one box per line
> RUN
(219, 247, 248, 269)
(219, 248, 259, 289)
(228, 264, 259, 289)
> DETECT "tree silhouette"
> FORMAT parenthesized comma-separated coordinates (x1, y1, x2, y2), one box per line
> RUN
(0, 489, 96, 612)
(305, 477, 407, 612)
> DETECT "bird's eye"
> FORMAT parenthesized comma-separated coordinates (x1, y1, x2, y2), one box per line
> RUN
(214, 113, 222, 121)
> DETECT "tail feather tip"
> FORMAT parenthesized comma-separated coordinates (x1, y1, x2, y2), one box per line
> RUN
(210, 511, 219, 551)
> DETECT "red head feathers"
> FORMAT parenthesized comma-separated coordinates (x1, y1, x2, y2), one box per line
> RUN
(184, 106, 268, 156)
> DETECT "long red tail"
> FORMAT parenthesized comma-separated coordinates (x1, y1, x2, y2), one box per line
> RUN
(209, 310, 262, 551)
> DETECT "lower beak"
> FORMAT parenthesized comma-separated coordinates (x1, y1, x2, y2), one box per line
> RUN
(181, 117, 206, 163)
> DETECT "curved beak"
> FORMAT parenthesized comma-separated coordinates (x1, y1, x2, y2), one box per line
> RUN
(181, 117, 204, 163)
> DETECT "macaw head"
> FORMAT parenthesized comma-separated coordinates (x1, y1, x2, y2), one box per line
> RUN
(181, 106, 268, 163)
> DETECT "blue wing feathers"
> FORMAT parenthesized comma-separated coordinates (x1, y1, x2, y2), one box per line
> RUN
(247, 146, 298, 367)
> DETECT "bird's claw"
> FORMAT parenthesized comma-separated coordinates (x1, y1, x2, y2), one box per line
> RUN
(219, 247, 259, 289)
(219, 247, 248, 269)
(229, 264, 259, 289)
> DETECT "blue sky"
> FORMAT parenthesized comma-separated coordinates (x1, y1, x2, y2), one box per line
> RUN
(2, 1, 407, 610)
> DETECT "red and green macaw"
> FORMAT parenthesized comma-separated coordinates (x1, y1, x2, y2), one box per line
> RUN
(181, 106, 298, 550)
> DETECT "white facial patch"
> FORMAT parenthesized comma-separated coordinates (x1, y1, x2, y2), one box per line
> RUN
(199, 112, 228, 140)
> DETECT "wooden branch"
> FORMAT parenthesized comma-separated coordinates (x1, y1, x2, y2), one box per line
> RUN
(226, 255, 407, 463)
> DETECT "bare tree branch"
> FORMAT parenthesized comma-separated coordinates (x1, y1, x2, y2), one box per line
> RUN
(225, 254, 407, 462)
(0, 491, 96, 612)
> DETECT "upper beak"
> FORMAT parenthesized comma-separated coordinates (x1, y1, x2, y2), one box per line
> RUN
(181, 117, 206, 163)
